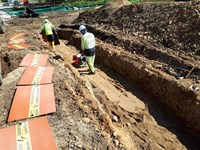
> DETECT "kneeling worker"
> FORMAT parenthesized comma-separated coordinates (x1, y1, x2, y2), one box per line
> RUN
(79, 25, 96, 74)
(41, 19, 55, 47)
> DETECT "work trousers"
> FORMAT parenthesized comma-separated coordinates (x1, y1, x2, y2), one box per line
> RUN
(86, 55, 95, 73)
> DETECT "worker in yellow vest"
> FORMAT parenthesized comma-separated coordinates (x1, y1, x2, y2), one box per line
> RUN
(41, 19, 55, 48)
(79, 25, 96, 74)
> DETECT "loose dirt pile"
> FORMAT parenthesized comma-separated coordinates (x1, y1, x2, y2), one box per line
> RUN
(0, 1, 200, 150)
(75, 1, 200, 55)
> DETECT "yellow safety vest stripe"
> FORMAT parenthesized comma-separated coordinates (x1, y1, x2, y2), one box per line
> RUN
(81, 32, 95, 50)
(43, 23, 53, 35)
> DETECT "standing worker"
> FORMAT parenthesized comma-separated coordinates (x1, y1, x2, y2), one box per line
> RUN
(41, 19, 56, 48)
(79, 25, 96, 74)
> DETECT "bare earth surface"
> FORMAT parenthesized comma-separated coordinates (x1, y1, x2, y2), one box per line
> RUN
(0, 2, 200, 150)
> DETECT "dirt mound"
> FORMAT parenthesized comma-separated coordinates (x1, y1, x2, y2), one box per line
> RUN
(109, 0, 131, 7)
(74, 2, 200, 55)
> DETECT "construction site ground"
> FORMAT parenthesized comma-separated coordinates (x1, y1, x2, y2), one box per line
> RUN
(0, 1, 200, 150)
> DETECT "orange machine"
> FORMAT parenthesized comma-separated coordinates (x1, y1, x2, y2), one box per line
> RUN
(23, 0, 29, 4)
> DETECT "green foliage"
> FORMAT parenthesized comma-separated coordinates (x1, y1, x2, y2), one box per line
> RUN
(128, 0, 174, 2)
(65, 0, 110, 7)
(128, 0, 143, 2)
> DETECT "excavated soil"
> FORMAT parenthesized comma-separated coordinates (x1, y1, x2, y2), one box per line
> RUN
(0, 2, 200, 150)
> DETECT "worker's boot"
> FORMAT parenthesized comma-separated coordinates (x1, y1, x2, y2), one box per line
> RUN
(52, 41, 55, 48)
(88, 71, 95, 75)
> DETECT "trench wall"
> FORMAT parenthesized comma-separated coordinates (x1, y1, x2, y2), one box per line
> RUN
(59, 24, 200, 80)
(58, 28, 200, 140)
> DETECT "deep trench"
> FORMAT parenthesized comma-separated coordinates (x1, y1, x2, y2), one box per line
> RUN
(57, 26, 200, 149)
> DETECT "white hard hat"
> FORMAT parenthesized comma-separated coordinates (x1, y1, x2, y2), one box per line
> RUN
(44, 19, 49, 23)
(79, 25, 86, 31)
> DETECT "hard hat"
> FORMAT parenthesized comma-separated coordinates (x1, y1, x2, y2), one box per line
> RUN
(44, 19, 49, 23)
(79, 25, 86, 31)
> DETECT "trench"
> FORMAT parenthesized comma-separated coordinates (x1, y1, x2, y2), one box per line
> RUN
(57, 26, 200, 148)
(59, 24, 200, 80)
(1, 24, 199, 149)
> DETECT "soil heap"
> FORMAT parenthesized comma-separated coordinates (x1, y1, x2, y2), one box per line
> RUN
(75, 1, 200, 55)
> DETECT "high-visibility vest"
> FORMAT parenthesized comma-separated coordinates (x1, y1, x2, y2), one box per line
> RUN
(81, 32, 95, 50)
(43, 23, 53, 36)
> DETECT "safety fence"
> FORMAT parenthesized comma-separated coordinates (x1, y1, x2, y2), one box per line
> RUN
(7, 2, 108, 16)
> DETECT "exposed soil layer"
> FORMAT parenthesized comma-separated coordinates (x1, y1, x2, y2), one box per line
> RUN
(57, 2, 200, 144)
(69, 2, 200, 139)
(75, 1, 200, 55)
(58, 27, 200, 143)
(0, 12, 117, 149)
(0, 2, 200, 150)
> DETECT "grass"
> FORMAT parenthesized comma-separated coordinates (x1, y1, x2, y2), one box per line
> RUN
(65, 0, 175, 7)
(129, 0, 143, 2)
(66, 0, 110, 7)
(23, 0, 175, 8)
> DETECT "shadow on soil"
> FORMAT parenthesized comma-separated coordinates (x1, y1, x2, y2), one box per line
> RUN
(97, 64, 200, 150)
